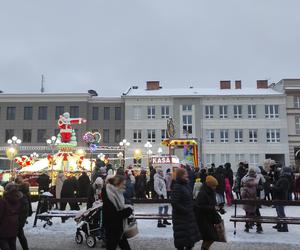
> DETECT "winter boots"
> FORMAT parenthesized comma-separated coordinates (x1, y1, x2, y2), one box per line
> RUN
(163, 219, 171, 225)
(157, 219, 171, 227)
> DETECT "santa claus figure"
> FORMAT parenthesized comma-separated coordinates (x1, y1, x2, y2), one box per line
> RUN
(58, 112, 87, 143)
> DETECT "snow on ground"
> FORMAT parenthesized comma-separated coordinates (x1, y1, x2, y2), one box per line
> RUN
(23, 203, 300, 249)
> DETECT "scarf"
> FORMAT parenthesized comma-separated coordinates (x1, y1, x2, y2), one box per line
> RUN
(105, 183, 125, 211)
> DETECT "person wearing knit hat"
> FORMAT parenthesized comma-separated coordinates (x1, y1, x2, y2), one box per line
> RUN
(206, 175, 218, 189)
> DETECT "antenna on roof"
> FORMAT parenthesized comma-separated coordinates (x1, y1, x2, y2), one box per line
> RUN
(41, 74, 45, 93)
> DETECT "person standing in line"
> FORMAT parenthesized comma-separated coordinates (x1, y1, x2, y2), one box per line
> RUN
(154, 168, 171, 227)
(171, 168, 201, 250)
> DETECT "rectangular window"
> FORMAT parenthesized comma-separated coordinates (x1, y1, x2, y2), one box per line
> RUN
(104, 107, 110, 120)
(248, 105, 256, 119)
(103, 129, 109, 143)
(92, 107, 99, 120)
(182, 105, 192, 111)
(205, 106, 214, 119)
(6, 107, 16, 120)
(133, 106, 142, 120)
(133, 159, 142, 168)
(37, 129, 47, 143)
(161, 129, 167, 141)
(294, 97, 300, 108)
(22, 129, 32, 143)
(220, 129, 229, 143)
(115, 107, 121, 120)
(115, 129, 121, 143)
(250, 154, 259, 166)
(249, 129, 258, 143)
(234, 129, 243, 143)
(182, 115, 193, 135)
(296, 117, 300, 135)
(5, 129, 14, 142)
(70, 106, 79, 117)
(265, 105, 279, 118)
(161, 106, 170, 119)
(55, 106, 64, 120)
(219, 105, 228, 119)
(221, 154, 230, 164)
(147, 129, 156, 142)
(206, 154, 216, 166)
(235, 154, 245, 164)
(133, 129, 142, 143)
(147, 106, 155, 119)
(24, 107, 33, 120)
(266, 129, 280, 143)
(206, 129, 215, 143)
(234, 105, 242, 118)
(38, 106, 48, 120)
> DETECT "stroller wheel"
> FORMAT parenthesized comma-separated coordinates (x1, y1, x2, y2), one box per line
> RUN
(75, 232, 83, 244)
(86, 236, 96, 248)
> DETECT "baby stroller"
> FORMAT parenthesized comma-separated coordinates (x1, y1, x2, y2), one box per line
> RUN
(75, 201, 105, 248)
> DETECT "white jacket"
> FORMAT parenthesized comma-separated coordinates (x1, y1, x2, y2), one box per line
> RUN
(154, 173, 167, 199)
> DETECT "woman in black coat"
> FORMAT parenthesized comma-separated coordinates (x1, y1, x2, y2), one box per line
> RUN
(78, 172, 90, 198)
(195, 176, 221, 250)
(171, 168, 200, 250)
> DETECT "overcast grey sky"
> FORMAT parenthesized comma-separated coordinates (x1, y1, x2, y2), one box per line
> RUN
(0, 0, 299, 96)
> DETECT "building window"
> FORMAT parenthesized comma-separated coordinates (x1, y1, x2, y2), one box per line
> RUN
(161, 129, 167, 141)
(294, 97, 300, 108)
(234, 105, 242, 118)
(70, 106, 79, 117)
(265, 105, 279, 118)
(92, 107, 99, 120)
(234, 129, 243, 143)
(296, 117, 300, 135)
(133, 159, 142, 168)
(220, 129, 229, 143)
(249, 154, 259, 166)
(182, 105, 192, 111)
(6, 107, 16, 120)
(147, 106, 155, 119)
(23, 107, 33, 120)
(5, 129, 14, 142)
(206, 154, 216, 166)
(55, 106, 64, 120)
(205, 106, 213, 119)
(103, 129, 109, 143)
(182, 115, 193, 135)
(221, 154, 230, 164)
(115, 129, 121, 143)
(38, 106, 48, 120)
(104, 107, 110, 120)
(249, 129, 258, 143)
(219, 105, 228, 119)
(206, 129, 215, 143)
(235, 154, 245, 164)
(266, 129, 280, 143)
(23, 129, 32, 143)
(248, 105, 256, 119)
(133, 106, 142, 120)
(115, 107, 121, 120)
(147, 129, 156, 142)
(161, 106, 170, 119)
(37, 129, 47, 143)
(133, 130, 142, 143)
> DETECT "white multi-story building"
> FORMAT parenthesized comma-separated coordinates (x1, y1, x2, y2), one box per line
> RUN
(123, 80, 290, 171)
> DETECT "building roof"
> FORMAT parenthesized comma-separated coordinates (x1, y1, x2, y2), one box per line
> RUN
(123, 86, 283, 97)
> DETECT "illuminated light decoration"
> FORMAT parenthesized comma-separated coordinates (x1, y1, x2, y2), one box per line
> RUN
(14, 156, 34, 168)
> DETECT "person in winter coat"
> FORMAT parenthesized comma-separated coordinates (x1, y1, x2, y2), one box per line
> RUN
(272, 168, 290, 232)
(60, 177, 80, 211)
(165, 169, 173, 199)
(234, 162, 248, 199)
(87, 177, 104, 209)
(195, 176, 221, 250)
(193, 178, 202, 199)
(198, 168, 207, 183)
(224, 163, 234, 188)
(185, 165, 195, 190)
(78, 172, 90, 198)
(135, 170, 147, 199)
(148, 165, 156, 198)
(36, 172, 51, 193)
(171, 168, 201, 250)
(55, 171, 65, 199)
(124, 172, 135, 205)
(154, 168, 171, 227)
(241, 168, 263, 233)
(213, 166, 226, 213)
(0, 183, 22, 250)
(102, 175, 133, 250)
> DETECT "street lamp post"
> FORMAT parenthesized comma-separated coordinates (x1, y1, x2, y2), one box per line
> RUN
(144, 141, 153, 169)
(119, 139, 130, 168)
(6, 136, 22, 176)
(46, 136, 57, 185)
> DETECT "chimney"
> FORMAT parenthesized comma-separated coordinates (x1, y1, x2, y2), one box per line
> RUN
(235, 80, 242, 89)
(220, 80, 231, 89)
(256, 80, 268, 89)
(146, 81, 160, 90)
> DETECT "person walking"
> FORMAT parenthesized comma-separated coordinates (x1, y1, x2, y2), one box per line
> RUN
(0, 183, 22, 250)
(78, 172, 90, 199)
(195, 176, 221, 250)
(102, 175, 133, 250)
(154, 168, 170, 227)
(171, 168, 200, 250)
